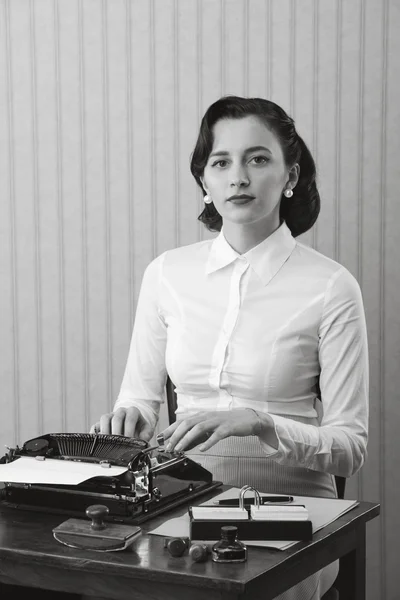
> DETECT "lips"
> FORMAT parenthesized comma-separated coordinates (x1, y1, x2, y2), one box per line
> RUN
(228, 194, 255, 201)
(229, 197, 254, 205)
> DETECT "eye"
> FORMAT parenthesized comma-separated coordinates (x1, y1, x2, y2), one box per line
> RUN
(211, 159, 229, 168)
(250, 156, 269, 165)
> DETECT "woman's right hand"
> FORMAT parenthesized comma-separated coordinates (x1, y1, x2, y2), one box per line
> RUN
(90, 407, 154, 441)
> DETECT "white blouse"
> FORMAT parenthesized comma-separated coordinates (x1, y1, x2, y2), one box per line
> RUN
(114, 221, 369, 478)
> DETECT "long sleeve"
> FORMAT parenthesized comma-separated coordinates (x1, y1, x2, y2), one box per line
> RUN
(258, 267, 369, 478)
(113, 252, 168, 433)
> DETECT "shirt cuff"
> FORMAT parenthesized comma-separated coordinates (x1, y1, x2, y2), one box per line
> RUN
(255, 412, 280, 456)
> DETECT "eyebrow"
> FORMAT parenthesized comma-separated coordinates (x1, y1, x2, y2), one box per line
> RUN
(209, 145, 272, 158)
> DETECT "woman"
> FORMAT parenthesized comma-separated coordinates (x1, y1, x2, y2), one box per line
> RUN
(92, 96, 369, 600)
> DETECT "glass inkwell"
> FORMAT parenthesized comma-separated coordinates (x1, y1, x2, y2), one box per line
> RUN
(211, 485, 261, 563)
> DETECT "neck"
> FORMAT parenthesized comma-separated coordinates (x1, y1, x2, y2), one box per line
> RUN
(222, 215, 281, 255)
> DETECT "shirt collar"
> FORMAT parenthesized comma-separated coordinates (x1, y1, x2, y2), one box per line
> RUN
(205, 220, 296, 286)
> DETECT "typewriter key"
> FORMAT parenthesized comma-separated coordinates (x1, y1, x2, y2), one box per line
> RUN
(156, 433, 165, 451)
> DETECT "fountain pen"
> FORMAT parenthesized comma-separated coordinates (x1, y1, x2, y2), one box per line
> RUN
(214, 495, 294, 506)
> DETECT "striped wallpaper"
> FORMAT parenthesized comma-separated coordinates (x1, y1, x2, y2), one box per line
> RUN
(0, 1, 399, 598)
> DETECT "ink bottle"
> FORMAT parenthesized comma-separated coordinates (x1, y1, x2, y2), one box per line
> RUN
(211, 526, 247, 563)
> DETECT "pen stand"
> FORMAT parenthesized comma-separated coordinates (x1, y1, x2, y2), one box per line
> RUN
(189, 485, 313, 542)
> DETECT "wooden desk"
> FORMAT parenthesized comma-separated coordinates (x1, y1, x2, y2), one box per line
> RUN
(0, 491, 379, 600)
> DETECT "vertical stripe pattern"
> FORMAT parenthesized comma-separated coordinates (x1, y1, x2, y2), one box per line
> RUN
(0, 1, 398, 597)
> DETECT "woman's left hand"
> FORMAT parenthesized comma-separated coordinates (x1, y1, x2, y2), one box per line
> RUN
(160, 409, 261, 453)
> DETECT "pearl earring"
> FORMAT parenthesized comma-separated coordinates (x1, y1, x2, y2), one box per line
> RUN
(284, 188, 293, 198)
(204, 194, 213, 204)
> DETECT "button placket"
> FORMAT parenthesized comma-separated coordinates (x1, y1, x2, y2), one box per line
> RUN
(208, 261, 250, 399)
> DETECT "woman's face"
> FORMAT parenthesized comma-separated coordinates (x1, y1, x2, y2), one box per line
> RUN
(201, 116, 298, 228)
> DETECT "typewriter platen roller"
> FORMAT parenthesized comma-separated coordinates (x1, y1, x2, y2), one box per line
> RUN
(0, 433, 222, 524)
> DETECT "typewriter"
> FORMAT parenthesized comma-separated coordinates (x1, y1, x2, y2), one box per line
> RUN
(0, 433, 222, 524)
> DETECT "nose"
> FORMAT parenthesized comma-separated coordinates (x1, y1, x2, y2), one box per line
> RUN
(230, 163, 250, 188)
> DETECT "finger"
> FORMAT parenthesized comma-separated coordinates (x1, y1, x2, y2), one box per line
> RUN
(173, 421, 216, 452)
(89, 423, 99, 434)
(138, 420, 154, 442)
(110, 408, 129, 435)
(122, 407, 141, 438)
(197, 427, 228, 452)
(166, 417, 203, 450)
(160, 421, 180, 441)
(99, 413, 114, 434)
(161, 411, 214, 441)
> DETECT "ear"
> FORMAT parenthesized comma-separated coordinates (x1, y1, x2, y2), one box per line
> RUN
(287, 163, 300, 189)
(200, 175, 208, 195)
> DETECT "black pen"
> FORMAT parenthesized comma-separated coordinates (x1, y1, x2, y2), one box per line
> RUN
(214, 495, 294, 506)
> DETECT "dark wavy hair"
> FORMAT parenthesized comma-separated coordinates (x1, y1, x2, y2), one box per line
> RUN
(190, 95, 320, 237)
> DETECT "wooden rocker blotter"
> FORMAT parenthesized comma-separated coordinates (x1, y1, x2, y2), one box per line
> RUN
(53, 504, 142, 552)
(189, 485, 313, 541)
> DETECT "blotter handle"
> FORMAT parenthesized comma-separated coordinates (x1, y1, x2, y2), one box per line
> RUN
(86, 504, 109, 530)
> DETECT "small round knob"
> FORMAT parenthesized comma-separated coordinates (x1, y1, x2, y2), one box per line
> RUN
(85, 504, 109, 530)
(164, 537, 188, 557)
(153, 487, 162, 501)
(189, 543, 209, 563)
